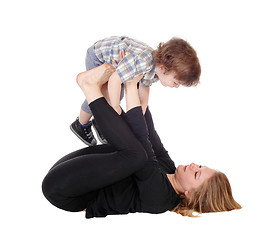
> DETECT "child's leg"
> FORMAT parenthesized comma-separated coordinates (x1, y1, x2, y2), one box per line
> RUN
(72, 45, 106, 139)
(79, 45, 103, 123)
(71, 63, 115, 145)
(79, 109, 92, 125)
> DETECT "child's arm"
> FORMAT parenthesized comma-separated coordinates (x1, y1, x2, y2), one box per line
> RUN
(138, 83, 150, 114)
(108, 71, 123, 114)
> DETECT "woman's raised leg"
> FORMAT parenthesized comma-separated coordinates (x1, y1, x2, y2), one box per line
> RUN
(42, 67, 147, 212)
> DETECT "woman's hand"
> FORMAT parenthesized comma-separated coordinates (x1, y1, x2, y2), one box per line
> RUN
(113, 49, 126, 67)
(113, 50, 143, 85)
(111, 49, 144, 111)
(125, 75, 143, 87)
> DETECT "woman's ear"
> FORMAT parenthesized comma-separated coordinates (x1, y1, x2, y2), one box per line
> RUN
(184, 190, 190, 198)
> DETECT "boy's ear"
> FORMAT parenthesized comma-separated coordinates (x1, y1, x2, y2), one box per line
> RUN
(159, 65, 165, 71)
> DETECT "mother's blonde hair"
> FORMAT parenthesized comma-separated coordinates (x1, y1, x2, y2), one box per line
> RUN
(171, 171, 241, 217)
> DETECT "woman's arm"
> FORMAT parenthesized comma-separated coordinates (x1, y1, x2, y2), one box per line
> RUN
(108, 71, 122, 114)
(124, 79, 156, 162)
(144, 108, 176, 173)
(123, 85, 158, 181)
(125, 75, 143, 111)
(107, 50, 129, 114)
(138, 83, 150, 114)
(117, 49, 149, 114)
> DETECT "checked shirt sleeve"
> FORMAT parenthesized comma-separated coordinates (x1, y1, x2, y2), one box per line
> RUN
(141, 66, 159, 87)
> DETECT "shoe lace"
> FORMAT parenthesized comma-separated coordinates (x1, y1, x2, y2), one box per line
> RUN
(83, 127, 93, 139)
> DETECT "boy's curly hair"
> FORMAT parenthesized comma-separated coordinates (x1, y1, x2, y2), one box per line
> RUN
(152, 38, 201, 87)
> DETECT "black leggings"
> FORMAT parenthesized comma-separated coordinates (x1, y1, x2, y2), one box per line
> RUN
(42, 97, 147, 212)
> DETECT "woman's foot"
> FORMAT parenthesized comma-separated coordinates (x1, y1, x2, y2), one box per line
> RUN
(76, 64, 115, 89)
(76, 64, 115, 103)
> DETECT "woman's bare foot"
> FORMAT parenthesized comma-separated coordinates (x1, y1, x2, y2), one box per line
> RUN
(76, 64, 115, 104)
(76, 64, 115, 89)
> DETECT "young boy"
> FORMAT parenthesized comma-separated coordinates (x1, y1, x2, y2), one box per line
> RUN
(70, 36, 201, 146)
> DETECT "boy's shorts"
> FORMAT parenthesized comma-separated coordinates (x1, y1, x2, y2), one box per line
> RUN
(81, 45, 125, 114)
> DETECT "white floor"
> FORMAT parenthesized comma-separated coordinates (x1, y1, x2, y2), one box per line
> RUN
(1, 1, 267, 239)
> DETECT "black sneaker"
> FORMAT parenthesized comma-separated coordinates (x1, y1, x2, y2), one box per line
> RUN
(70, 118, 97, 146)
(92, 119, 108, 144)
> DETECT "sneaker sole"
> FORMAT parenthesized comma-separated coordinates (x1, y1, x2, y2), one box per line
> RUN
(70, 125, 97, 146)
(92, 123, 108, 144)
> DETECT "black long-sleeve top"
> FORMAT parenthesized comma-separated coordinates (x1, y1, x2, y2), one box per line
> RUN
(86, 107, 180, 218)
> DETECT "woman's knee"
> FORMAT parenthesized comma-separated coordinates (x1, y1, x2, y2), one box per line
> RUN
(126, 144, 148, 168)
(42, 176, 83, 212)
(42, 174, 56, 202)
(137, 147, 148, 166)
(42, 170, 66, 204)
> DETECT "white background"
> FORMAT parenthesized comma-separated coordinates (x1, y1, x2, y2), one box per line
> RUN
(1, 0, 267, 239)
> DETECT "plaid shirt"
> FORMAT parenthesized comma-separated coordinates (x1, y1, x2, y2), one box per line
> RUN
(94, 36, 159, 87)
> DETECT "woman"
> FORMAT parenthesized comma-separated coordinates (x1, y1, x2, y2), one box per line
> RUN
(42, 64, 241, 218)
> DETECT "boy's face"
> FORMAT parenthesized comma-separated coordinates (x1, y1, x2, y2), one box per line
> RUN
(156, 65, 181, 88)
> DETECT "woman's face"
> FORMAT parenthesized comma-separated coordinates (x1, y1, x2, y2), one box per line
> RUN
(174, 163, 215, 196)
